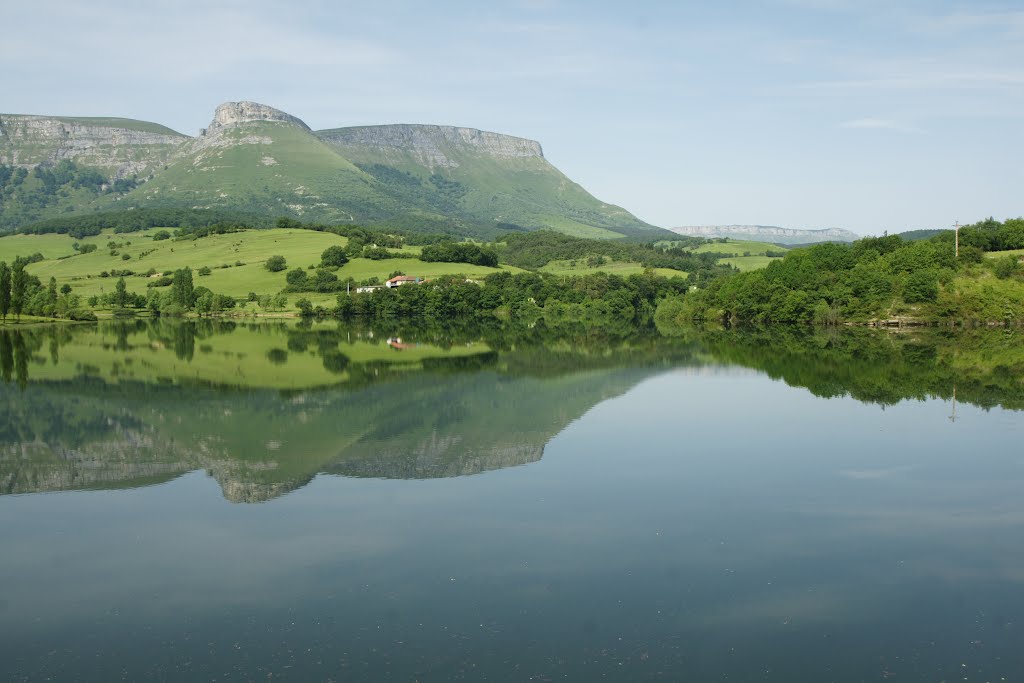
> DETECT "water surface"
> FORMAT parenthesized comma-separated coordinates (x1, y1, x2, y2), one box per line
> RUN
(1, 322, 1021, 681)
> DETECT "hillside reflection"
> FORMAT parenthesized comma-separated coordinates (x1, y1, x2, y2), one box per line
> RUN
(1, 321, 1022, 501)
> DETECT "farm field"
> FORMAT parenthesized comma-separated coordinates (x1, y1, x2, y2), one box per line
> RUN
(0, 228, 519, 311)
(719, 255, 782, 272)
(539, 259, 685, 279)
(687, 239, 787, 256)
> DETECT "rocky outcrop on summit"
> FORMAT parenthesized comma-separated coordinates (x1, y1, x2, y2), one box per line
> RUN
(670, 225, 859, 244)
(203, 101, 310, 134)
(317, 124, 544, 169)
(0, 114, 187, 178)
(185, 101, 313, 155)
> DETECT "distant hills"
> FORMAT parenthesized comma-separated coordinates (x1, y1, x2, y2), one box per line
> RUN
(670, 224, 859, 245)
(0, 101, 667, 240)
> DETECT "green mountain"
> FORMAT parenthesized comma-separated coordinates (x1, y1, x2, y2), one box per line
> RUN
(316, 124, 657, 238)
(1, 101, 668, 240)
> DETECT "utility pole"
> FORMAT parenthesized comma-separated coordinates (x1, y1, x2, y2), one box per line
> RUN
(954, 221, 960, 259)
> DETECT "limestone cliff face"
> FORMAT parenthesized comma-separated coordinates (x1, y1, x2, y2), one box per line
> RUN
(317, 124, 544, 170)
(670, 225, 859, 243)
(184, 101, 312, 156)
(0, 114, 188, 178)
(207, 101, 310, 132)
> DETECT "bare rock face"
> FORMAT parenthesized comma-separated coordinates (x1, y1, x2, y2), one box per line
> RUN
(670, 225, 860, 244)
(186, 101, 312, 156)
(0, 114, 188, 178)
(317, 124, 544, 169)
(205, 101, 310, 133)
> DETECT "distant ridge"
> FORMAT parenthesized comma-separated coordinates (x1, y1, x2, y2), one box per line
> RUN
(670, 225, 859, 245)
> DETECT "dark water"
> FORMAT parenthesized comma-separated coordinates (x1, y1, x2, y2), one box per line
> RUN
(1, 322, 1022, 681)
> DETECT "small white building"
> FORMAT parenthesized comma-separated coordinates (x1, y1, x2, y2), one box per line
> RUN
(386, 275, 421, 288)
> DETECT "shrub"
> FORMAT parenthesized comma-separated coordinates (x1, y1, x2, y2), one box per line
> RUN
(993, 255, 1020, 280)
(904, 270, 939, 303)
(321, 245, 349, 268)
(265, 255, 287, 272)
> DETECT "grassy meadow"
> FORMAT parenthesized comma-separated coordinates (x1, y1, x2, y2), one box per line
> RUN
(1, 228, 521, 312)
(687, 239, 787, 273)
(540, 259, 686, 279)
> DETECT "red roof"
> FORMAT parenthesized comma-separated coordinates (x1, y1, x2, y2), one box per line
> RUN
(387, 275, 419, 283)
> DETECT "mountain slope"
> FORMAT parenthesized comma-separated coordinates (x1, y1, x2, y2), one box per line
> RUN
(1, 101, 666, 239)
(317, 124, 664, 239)
(122, 102, 407, 224)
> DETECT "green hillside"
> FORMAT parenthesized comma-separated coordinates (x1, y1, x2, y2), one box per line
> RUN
(123, 120, 409, 224)
(1, 227, 519, 312)
(2, 102, 669, 241)
(46, 117, 184, 136)
(317, 124, 664, 239)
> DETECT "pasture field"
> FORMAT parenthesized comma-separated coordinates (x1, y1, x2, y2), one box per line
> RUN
(0, 228, 519, 311)
(539, 259, 686, 279)
(687, 240, 787, 256)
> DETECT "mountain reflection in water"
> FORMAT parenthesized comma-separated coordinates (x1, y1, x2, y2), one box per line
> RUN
(1, 321, 1022, 502)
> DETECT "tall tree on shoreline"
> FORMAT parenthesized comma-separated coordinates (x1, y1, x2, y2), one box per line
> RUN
(171, 267, 194, 309)
(11, 263, 27, 321)
(0, 262, 10, 321)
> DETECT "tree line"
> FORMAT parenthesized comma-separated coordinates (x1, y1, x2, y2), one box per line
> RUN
(656, 221, 1024, 326)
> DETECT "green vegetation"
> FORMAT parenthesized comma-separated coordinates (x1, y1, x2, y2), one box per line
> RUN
(420, 241, 498, 267)
(2, 104, 669, 241)
(657, 220, 1024, 326)
(498, 230, 734, 282)
(321, 125, 666, 240)
(13, 215, 1020, 329)
(19, 207, 276, 238)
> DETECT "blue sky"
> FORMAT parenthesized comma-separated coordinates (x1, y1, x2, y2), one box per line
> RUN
(4, 0, 1022, 234)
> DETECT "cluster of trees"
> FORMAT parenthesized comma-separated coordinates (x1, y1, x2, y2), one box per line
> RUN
(957, 217, 1024, 252)
(280, 246, 353, 293)
(497, 231, 733, 281)
(0, 259, 90, 321)
(17, 208, 274, 238)
(101, 267, 238, 317)
(655, 231, 1021, 325)
(311, 270, 688, 325)
(420, 241, 498, 267)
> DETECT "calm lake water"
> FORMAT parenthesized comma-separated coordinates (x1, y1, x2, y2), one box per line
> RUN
(1, 321, 1022, 681)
